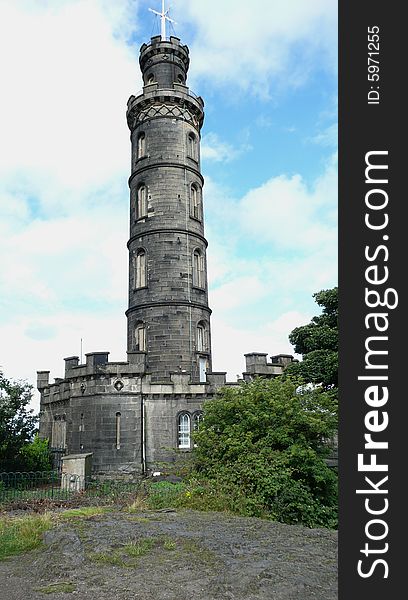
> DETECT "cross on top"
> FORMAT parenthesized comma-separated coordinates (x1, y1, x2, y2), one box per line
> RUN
(148, 1, 177, 41)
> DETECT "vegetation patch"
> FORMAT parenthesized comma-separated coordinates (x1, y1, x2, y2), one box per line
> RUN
(89, 536, 179, 568)
(124, 538, 155, 557)
(36, 582, 76, 594)
(125, 496, 148, 513)
(126, 515, 150, 523)
(58, 506, 112, 520)
(0, 513, 52, 560)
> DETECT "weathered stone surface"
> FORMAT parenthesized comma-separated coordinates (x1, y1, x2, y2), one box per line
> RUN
(0, 510, 337, 600)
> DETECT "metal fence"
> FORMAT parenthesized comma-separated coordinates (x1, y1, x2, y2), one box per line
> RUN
(0, 471, 84, 503)
(50, 447, 66, 475)
(0, 472, 144, 505)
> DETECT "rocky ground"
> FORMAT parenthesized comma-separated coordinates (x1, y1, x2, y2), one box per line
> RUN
(0, 509, 337, 600)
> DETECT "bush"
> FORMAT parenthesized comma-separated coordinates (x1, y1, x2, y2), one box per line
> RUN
(192, 377, 338, 528)
(18, 435, 52, 472)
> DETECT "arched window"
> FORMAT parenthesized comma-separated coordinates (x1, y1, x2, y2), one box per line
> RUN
(190, 184, 201, 220)
(115, 412, 121, 449)
(196, 322, 207, 352)
(147, 74, 154, 84)
(135, 321, 146, 351)
(178, 413, 191, 448)
(136, 185, 147, 219)
(188, 132, 198, 161)
(193, 249, 205, 288)
(137, 133, 145, 159)
(135, 250, 147, 288)
(177, 74, 184, 84)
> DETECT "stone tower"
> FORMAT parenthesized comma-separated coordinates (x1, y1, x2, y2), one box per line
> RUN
(126, 35, 212, 383)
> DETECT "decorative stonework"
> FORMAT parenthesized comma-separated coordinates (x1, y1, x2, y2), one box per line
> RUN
(127, 102, 200, 130)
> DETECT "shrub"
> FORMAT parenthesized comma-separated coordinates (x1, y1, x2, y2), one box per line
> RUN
(192, 377, 338, 528)
(18, 435, 52, 472)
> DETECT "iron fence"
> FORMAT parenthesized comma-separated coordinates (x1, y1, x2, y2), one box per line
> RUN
(0, 472, 144, 505)
(0, 471, 84, 503)
(49, 447, 66, 475)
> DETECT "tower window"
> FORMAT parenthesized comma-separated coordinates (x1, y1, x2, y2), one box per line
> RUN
(136, 185, 147, 219)
(115, 412, 121, 449)
(196, 322, 208, 352)
(137, 133, 146, 159)
(147, 74, 154, 84)
(177, 74, 184, 83)
(135, 249, 147, 288)
(135, 321, 146, 352)
(192, 249, 205, 288)
(187, 133, 198, 161)
(190, 184, 201, 220)
(178, 413, 191, 448)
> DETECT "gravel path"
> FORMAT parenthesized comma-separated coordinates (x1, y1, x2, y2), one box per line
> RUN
(0, 509, 337, 599)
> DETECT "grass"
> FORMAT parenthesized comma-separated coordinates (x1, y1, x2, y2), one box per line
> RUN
(89, 536, 178, 568)
(0, 513, 53, 561)
(58, 506, 112, 520)
(125, 496, 148, 513)
(124, 539, 155, 557)
(35, 582, 76, 594)
(163, 537, 176, 550)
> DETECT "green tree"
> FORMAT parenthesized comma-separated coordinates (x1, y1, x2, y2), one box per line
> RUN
(286, 287, 338, 389)
(193, 378, 338, 528)
(0, 370, 39, 471)
(19, 434, 52, 472)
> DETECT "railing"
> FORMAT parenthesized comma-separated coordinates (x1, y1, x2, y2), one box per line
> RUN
(131, 86, 202, 103)
(50, 447, 66, 476)
(0, 472, 145, 505)
(0, 471, 84, 503)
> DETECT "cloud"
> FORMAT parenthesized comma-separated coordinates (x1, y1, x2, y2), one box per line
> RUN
(0, 0, 140, 198)
(310, 123, 338, 147)
(0, 311, 126, 413)
(210, 310, 311, 379)
(204, 154, 337, 375)
(205, 152, 337, 255)
(174, 0, 337, 96)
(201, 132, 252, 163)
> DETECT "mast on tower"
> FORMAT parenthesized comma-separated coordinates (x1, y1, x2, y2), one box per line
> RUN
(148, 0, 176, 41)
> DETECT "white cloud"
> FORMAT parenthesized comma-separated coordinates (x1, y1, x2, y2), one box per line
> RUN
(0, 0, 140, 198)
(310, 123, 338, 147)
(204, 152, 337, 254)
(174, 0, 337, 95)
(201, 132, 251, 163)
(211, 310, 310, 379)
(0, 311, 126, 413)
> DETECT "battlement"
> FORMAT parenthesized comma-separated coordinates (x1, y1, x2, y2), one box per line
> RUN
(38, 350, 294, 404)
(139, 36, 190, 71)
(243, 352, 295, 380)
(37, 352, 233, 405)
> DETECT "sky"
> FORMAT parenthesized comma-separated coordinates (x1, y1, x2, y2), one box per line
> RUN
(0, 0, 337, 412)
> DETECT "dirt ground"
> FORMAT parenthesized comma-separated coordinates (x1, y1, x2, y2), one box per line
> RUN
(0, 509, 337, 600)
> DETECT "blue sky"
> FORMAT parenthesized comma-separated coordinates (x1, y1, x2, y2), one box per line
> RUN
(0, 0, 337, 410)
